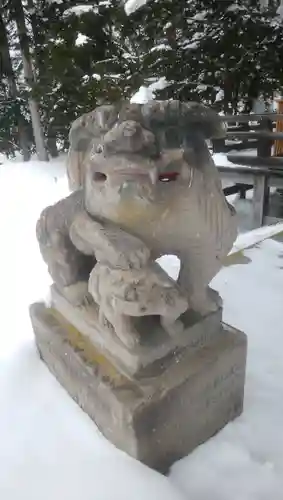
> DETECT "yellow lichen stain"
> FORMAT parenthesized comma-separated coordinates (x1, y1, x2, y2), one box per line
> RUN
(49, 308, 128, 387)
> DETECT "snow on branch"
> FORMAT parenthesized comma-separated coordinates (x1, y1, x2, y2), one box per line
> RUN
(63, 4, 98, 16)
(123, 0, 148, 15)
(130, 77, 168, 104)
(75, 33, 88, 46)
(49, 0, 152, 16)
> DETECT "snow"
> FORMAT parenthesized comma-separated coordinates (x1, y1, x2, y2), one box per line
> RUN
(226, 3, 247, 13)
(82, 73, 102, 83)
(213, 151, 258, 169)
(230, 223, 283, 255)
(196, 84, 207, 92)
(215, 89, 224, 102)
(124, 0, 148, 15)
(183, 41, 199, 50)
(0, 348, 185, 500)
(150, 44, 171, 52)
(192, 10, 207, 21)
(75, 33, 88, 47)
(130, 86, 155, 104)
(1, 155, 283, 498)
(171, 235, 283, 499)
(63, 5, 98, 17)
(131, 77, 168, 104)
(92, 73, 102, 81)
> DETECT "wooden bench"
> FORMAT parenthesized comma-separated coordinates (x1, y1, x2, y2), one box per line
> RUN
(218, 158, 283, 227)
(213, 112, 283, 227)
(213, 112, 282, 156)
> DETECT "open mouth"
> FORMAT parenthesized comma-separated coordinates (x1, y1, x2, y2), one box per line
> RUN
(93, 172, 107, 182)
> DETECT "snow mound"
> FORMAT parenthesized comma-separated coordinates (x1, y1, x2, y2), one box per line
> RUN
(1, 155, 283, 498)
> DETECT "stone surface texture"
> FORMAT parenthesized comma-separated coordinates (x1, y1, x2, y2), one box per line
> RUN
(31, 99, 246, 472)
(30, 302, 247, 473)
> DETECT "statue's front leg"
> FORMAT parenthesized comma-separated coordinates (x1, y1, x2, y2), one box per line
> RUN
(111, 313, 140, 349)
(178, 259, 221, 315)
(99, 298, 140, 349)
(36, 190, 95, 296)
(160, 316, 184, 336)
(189, 287, 222, 315)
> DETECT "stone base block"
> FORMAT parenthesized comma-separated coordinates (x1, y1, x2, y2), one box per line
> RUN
(30, 302, 247, 474)
(50, 284, 224, 380)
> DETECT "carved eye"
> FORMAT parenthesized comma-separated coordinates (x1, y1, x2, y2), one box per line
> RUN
(93, 172, 107, 182)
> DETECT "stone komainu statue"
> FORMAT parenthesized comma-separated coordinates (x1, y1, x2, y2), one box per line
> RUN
(37, 100, 237, 348)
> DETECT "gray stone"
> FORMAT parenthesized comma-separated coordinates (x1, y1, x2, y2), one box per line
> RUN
(84, 138, 237, 317)
(38, 100, 237, 338)
(31, 99, 247, 471)
(69, 211, 151, 267)
(117, 102, 143, 124)
(67, 104, 119, 190)
(141, 100, 226, 141)
(50, 285, 223, 380)
(61, 281, 91, 307)
(36, 190, 95, 288)
(30, 301, 247, 473)
(102, 120, 158, 158)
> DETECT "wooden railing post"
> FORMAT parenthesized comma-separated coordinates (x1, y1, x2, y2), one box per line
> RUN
(257, 118, 273, 158)
(212, 137, 226, 153)
(256, 118, 273, 221)
(274, 99, 283, 157)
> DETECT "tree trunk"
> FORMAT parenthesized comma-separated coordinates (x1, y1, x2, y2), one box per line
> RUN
(0, 9, 30, 161)
(11, 0, 48, 161)
(17, 119, 31, 161)
(27, 0, 58, 157)
(47, 136, 59, 158)
(26, 0, 45, 75)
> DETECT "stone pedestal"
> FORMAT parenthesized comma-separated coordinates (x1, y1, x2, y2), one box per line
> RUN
(30, 294, 247, 474)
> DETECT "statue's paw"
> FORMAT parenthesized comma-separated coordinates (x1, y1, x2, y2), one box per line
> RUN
(62, 281, 91, 307)
(114, 316, 140, 349)
(98, 309, 139, 349)
(115, 327, 139, 350)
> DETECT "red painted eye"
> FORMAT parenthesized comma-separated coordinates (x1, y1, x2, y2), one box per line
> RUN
(159, 172, 179, 182)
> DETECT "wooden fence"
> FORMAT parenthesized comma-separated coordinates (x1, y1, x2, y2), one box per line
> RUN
(213, 112, 283, 227)
(213, 113, 283, 157)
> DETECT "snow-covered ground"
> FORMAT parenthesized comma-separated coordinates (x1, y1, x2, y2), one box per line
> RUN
(1, 155, 283, 499)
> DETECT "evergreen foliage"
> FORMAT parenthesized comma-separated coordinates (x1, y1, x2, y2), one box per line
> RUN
(0, 0, 283, 158)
